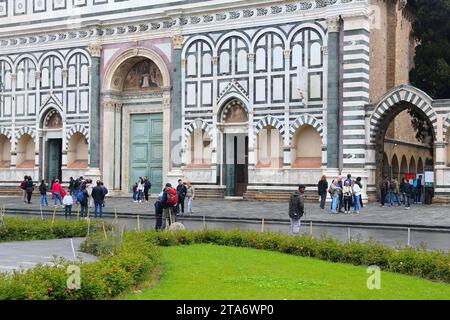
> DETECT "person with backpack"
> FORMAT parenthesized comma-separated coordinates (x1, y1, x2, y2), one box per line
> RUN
(77, 184, 89, 218)
(160, 183, 178, 230)
(39, 180, 48, 207)
(414, 175, 423, 204)
(317, 175, 328, 210)
(63, 192, 73, 218)
(342, 180, 353, 214)
(143, 177, 152, 202)
(51, 179, 63, 206)
(289, 185, 305, 235)
(24, 176, 35, 204)
(91, 181, 106, 218)
(329, 179, 341, 214)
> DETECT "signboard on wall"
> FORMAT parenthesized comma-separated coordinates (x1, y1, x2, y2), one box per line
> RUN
(424, 171, 434, 187)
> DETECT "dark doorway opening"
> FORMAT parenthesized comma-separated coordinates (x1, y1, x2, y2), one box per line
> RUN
(46, 139, 62, 184)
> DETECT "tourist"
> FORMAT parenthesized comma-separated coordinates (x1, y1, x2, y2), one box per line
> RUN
(100, 182, 108, 207)
(74, 176, 82, 202)
(143, 176, 152, 202)
(51, 179, 63, 206)
(414, 175, 423, 204)
(77, 184, 89, 218)
(68, 177, 75, 196)
(288, 185, 305, 235)
(86, 179, 94, 208)
(343, 180, 353, 214)
(154, 190, 164, 231)
(330, 179, 341, 214)
(400, 178, 411, 210)
(345, 174, 353, 208)
(390, 177, 401, 206)
(356, 177, 364, 208)
(137, 177, 145, 203)
(39, 180, 48, 207)
(160, 183, 178, 230)
(63, 192, 73, 218)
(338, 177, 344, 213)
(24, 176, 35, 204)
(92, 181, 106, 219)
(317, 175, 328, 210)
(352, 179, 362, 214)
(186, 181, 195, 215)
(176, 179, 187, 215)
(380, 176, 389, 207)
(132, 182, 138, 202)
(20, 176, 27, 203)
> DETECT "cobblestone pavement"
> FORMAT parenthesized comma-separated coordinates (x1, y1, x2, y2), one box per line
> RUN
(1, 195, 449, 228)
(0, 238, 97, 273)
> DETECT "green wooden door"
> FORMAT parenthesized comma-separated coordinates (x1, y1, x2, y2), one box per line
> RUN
(130, 113, 163, 192)
(47, 139, 62, 183)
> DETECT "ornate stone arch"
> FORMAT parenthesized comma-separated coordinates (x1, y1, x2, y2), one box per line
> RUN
(369, 85, 438, 144)
(287, 23, 327, 46)
(216, 31, 251, 52)
(250, 27, 288, 52)
(289, 114, 324, 144)
(443, 114, 450, 141)
(103, 47, 171, 93)
(254, 115, 285, 137)
(185, 119, 213, 139)
(13, 54, 38, 70)
(0, 127, 12, 141)
(38, 51, 66, 69)
(64, 48, 92, 65)
(15, 126, 36, 141)
(65, 124, 89, 148)
(182, 35, 216, 57)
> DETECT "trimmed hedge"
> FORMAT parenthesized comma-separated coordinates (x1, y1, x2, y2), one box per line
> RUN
(141, 229, 450, 284)
(0, 217, 99, 242)
(0, 219, 161, 300)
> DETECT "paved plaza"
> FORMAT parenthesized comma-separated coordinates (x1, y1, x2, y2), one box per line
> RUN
(0, 238, 97, 273)
(1, 195, 449, 229)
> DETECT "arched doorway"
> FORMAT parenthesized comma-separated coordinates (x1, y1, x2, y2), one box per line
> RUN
(102, 48, 171, 193)
(218, 99, 249, 197)
(40, 108, 63, 183)
(371, 87, 436, 200)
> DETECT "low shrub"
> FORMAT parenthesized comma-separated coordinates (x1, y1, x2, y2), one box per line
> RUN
(142, 229, 450, 283)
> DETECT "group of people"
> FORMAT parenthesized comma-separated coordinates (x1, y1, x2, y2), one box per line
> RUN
(379, 175, 423, 210)
(153, 179, 195, 231)
(20, 176, 108, 219)
(317, 174, 363, 214)
(132, 177, 152, 203)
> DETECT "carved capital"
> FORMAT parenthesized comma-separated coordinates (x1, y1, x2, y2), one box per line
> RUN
(173, 34, 184, 49)
(115, 103, 122, 113)
(88, 42, 102, 57)
(103, 99, 119, 112)
(248, 53, 255, 62)
(322, 46, 329, 55)
(283, 49, 291, 59)
(326, 16, 340, 33)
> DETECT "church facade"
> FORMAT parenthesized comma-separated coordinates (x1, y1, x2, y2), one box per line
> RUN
(0, 0, 449, 202)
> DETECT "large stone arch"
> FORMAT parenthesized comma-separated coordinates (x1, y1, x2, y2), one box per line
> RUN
(254, 115, 285, 138)
(289, 114, 324, 144)
(369, 85, 438, 144)
(102, 47, 171, 93)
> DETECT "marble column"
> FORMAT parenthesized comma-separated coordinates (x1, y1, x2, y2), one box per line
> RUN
(326, 17, 341, 170)
(102, 99, 117, 189)
(87, 43, 102, 179)
(171, 34, 183, 170)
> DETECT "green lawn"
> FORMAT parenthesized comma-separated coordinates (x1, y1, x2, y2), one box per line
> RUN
(126, 244, 450, 300)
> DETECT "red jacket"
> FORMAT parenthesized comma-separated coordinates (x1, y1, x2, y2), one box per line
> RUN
(51, 182, 62, 194)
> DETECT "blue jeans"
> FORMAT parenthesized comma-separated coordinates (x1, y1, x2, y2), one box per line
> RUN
(389, 192, 401, 206)
(64, 205, 72, 218)
(94, 201, 103, 218)
(331, 195, 339, 213)
(54, 192, 63, 205)
(40, 194, 48, 206)
(414, 189, 422, 203)
(187, 196, 193, 214)
(80, 205, 88, 218)
(133, 191, 138, 201)
(319, 192, 327, 209)
(138, 190, 143, 201)
(402, 193, 410, 207)
(354, 195, 361, 213)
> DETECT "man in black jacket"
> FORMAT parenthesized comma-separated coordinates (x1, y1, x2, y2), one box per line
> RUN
(176, 179, 187, 215)
(91, 181, 106, 218)
(289, 185, 305, 235)
(143, 176, 152, 202)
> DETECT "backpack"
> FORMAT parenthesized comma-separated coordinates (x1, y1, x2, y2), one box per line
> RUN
(413, 179, 418, 188)
(166, 188, 178, 206)
(76, 191, 85, 203)
(20, 181, 25, 190)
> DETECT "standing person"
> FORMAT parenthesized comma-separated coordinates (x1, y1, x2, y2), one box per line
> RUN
(345, 174, 353, 208)
(132, 182, 138, 202)
(352, 179, 362, 214)
(414, 175, 423, 204)
(20, 176, 27, 203)
(380, 176, 389, 207)
(160, 183, 178, 230)
(51, 179, 63, 206)
(400, 177, 411, 210)
(355, 177, 364, 208)
(317, 175, 328, 210)
(68, 177, 75, 196)
(100, 182, 108, 208)
(186, 181, 195, 215)
(176, 179, 187, 215)
(143, 177, 152, 202)
(154, 197, 163, 231)
(137, 177, 145, 203)
(39, 180, 49, 207)
(85, 179, 94, 209)
(288, 185, 305, 235)
(24, 176, 35, 204)
(330, 179, 341, 214)
(77, 184, 89, 218)
(91, 181, 106, 219)
(63, 192, 73, 218)
(342, 181, 353, 214)
(387, 177, 394, 207)
(74, 176, 82, 202)
(391, 177, 401, 206)
(338, 177, 345, 213)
